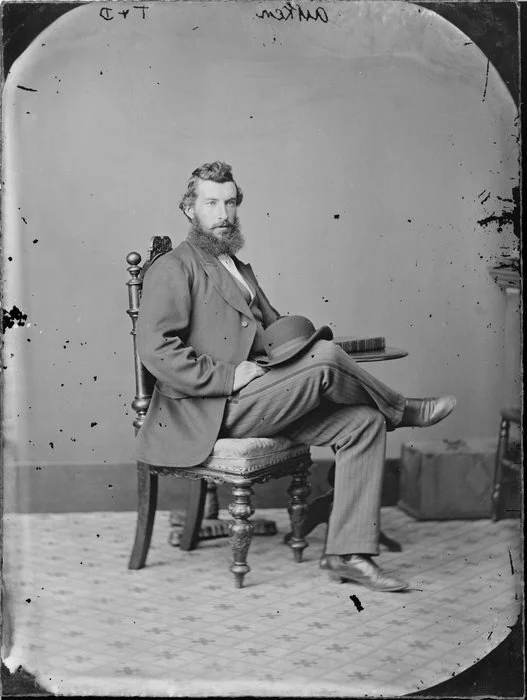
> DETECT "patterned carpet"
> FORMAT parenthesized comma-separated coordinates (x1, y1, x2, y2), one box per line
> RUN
(2, 507, 522, 697)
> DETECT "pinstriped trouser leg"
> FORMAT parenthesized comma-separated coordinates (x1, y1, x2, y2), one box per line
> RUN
(283, 403, 386, 555)
(220, 339, 403, 555)
(279, 402, 386, 555)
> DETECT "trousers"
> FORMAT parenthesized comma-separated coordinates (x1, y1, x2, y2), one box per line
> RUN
(220, 340, 406, 555)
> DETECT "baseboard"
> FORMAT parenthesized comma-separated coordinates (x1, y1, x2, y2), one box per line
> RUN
(3, 459, 401, 514)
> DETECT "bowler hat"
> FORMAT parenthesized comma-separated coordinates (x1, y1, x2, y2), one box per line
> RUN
(256, 315, 333, 367)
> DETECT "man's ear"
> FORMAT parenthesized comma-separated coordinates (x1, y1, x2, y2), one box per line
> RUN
(184, 205, 194, 221)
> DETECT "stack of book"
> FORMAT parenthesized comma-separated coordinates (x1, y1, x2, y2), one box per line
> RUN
(334, 336, 386, 353)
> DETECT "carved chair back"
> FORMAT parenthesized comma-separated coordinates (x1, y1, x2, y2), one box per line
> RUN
(126, 236, 173, 434)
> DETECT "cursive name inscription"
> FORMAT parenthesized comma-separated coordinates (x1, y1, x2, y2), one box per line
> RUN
(256, 2, 329, 23)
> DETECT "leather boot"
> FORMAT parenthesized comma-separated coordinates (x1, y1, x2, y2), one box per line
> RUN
(320, 554, 408, 592)
(399, 396, 456, 428)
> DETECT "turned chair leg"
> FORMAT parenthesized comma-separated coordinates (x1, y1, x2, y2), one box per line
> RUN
(492, 418, 509, 522)
(228, 481, 255, 588)
(128, 463, 158, 570)
(287, 466, 311, 563)
(179, 479, 208, 551)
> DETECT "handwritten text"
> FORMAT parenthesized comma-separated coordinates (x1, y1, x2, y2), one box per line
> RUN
(100, 5, 148, 21)
(256, 3, 329, 23)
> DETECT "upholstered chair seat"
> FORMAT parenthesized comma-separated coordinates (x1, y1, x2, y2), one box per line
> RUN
(203, 437, 311, 474)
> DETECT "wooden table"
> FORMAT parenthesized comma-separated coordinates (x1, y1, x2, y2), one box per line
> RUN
(342, 347, 408, 362)
(169, 345, 408, 549)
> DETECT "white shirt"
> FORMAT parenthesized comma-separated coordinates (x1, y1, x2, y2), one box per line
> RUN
(218, 254, 255, 304)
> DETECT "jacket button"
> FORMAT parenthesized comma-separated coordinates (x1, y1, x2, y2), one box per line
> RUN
(241, 320, 249, 328)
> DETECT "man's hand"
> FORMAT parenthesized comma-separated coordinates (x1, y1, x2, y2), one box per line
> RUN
(232, 361, 268, 393)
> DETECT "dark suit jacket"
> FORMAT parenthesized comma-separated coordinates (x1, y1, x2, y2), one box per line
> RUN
(134, 239, 281, 467)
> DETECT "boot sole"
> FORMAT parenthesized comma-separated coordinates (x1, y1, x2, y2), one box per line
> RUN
(328, 569, 409, 592)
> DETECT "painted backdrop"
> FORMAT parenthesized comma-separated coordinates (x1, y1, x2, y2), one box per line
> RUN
(2, 2, 519, 495)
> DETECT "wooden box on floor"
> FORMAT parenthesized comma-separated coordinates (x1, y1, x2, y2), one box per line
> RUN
(398, 438, 497, 520)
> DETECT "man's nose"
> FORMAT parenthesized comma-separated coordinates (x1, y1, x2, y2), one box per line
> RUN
(216, 202, 228, 220)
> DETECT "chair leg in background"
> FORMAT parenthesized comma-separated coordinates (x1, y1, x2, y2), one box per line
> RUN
(228, 481, 255, 588)
(492, 418, 509, 522)
(283, 461, 332, 544)
(179, 479, 208, 551)
(287, 466, 311, 563)
(169, 481, 277, 546)
(128, 463, 158, 570)
(379, 530, 403, 552)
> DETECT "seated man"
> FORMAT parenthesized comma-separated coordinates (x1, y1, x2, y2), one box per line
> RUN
(136, 161, 456, 593)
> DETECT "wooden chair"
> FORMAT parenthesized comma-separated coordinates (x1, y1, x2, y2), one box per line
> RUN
(126, 236, 312, 588)
(491, 406, 522, 521)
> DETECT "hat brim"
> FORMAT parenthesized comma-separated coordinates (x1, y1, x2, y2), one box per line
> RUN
(255, 325, 333, 367)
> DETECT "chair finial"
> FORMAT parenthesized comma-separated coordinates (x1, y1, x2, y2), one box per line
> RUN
(127, 251, 141, 266)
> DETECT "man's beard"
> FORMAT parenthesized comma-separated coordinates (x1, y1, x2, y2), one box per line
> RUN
(188, 215, 245, 257)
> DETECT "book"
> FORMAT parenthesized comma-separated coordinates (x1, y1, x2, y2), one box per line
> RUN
(334, 336, 386, 353)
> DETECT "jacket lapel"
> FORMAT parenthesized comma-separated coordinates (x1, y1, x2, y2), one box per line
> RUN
(236, 260, 278, 327)
(186, 241, 252, 317)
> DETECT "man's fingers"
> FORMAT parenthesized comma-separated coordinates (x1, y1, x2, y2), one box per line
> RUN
(233, 361, 270, 392)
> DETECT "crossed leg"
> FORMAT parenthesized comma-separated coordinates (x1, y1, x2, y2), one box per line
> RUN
(221, 339, 406, 437)
(221, 339, 404, 555)
(222, 339, 455, 590)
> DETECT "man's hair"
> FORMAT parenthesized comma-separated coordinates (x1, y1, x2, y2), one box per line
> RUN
(179, 161, 244, 214)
